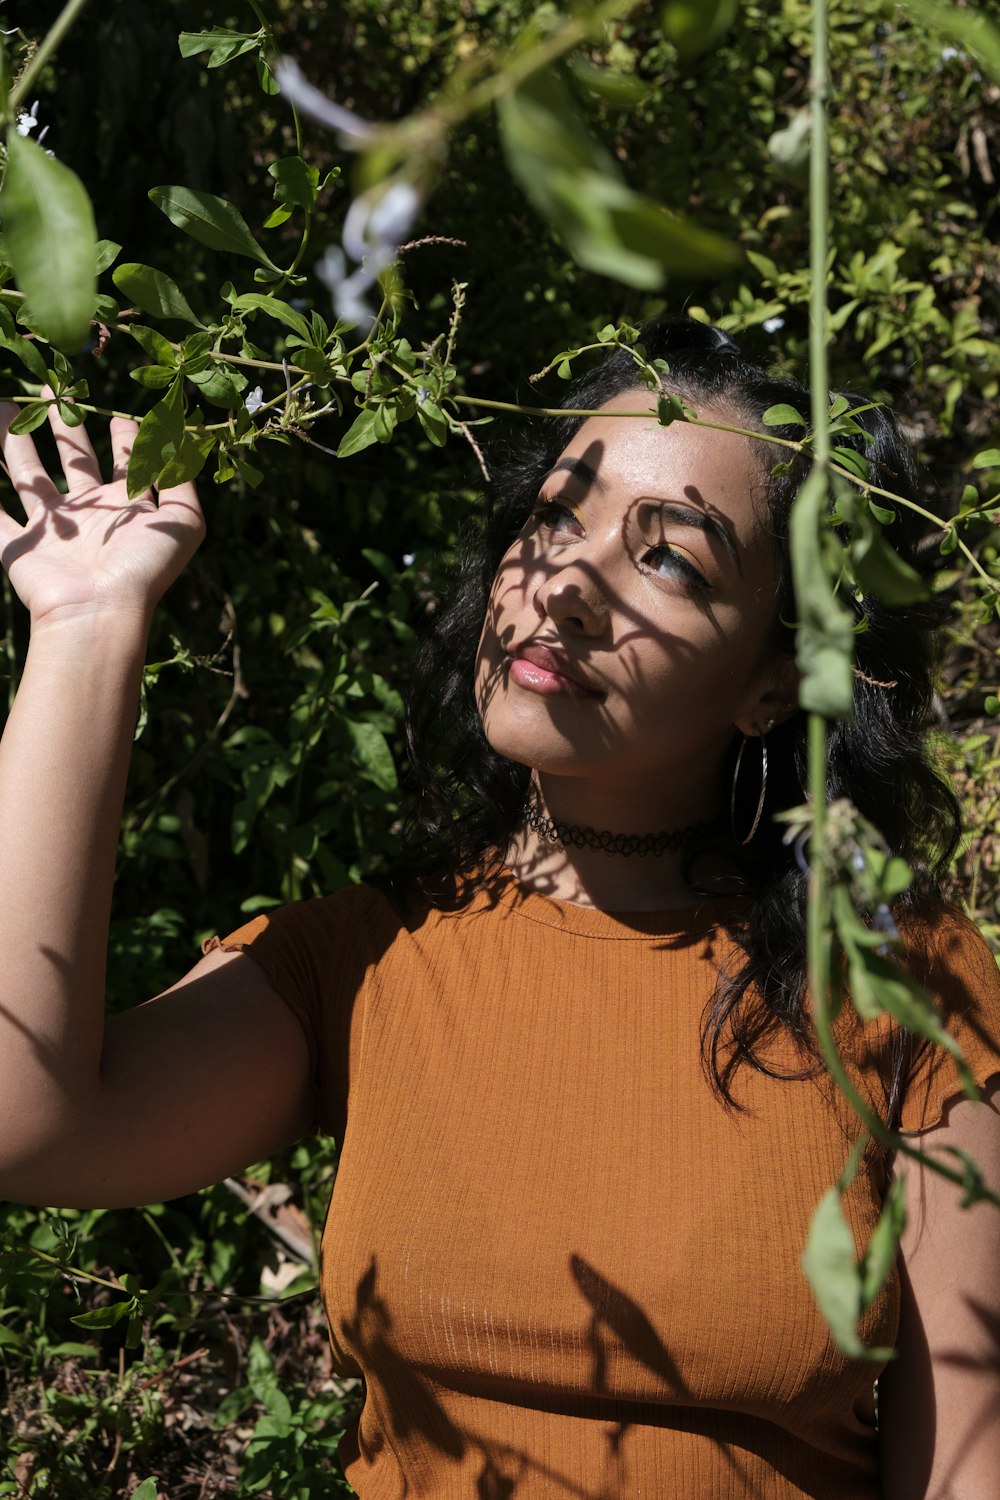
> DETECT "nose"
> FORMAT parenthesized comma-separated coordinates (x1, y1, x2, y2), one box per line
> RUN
(533, 556, 610, 637)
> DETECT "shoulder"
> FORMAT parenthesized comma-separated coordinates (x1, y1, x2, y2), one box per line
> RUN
(895, 896, 1000, 1136)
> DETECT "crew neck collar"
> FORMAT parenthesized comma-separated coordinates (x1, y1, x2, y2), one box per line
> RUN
(489, 868, 754, 941)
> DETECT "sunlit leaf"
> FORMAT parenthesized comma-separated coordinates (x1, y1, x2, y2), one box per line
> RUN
(178, 28, 260, 67)
(763, 403, 807, 428)
(269, 156, 320, 212)
(70, 1301, 130, 1330)
(156, 432, 216, 489)
(187, 363, 249, 408)
(3, 133, 98, 352)
(228, 292, 312, 340)
(861, 1177, 906, 1310)
(661, 0, 740, 60)
(801, 1188, 867, 1358)
(94, 239, 122, 274)
(113, 263, 205, 326)
(345, 719, 397, 791)
(788, 467, 855, 717)
(149, 186, 281, 271)
(127, 379, 186, 499)
(497, 67, 738, 290)
(337, 406, 380, 458)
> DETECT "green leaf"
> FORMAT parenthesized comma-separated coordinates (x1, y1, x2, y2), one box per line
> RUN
(856, 951, 979, 1101)
(972, 448, 1000, 469)
(113, 263, 205, 326)
(851, 531, 927, 607)
(127, 323, 177, 366)
(416, 398, 448, 446)
(762, 403, 807, 428)
(868, 501, 896, 525)
(95, 239, 122, 274)
(565, 55, 649, 106)
(269, 156, 320, 212)
(337, 406, 380, 458)
(656, 393, 690, 426)
(149, 186, 281, 271)
(229, 292, 311, 340)
(497, 68, 738, 290)
(788, 468, 855, 717)
(661, 0, 739, 60)
(131, 365, 178, 390)
(127, 379, 186, 499)
(131, 1482, 161, 1500)
(187, 363, 249, 408)
(833, 446, 870, 481)
(346, 719, 397, 791)
(801, 1187, 867, 1358)
(263, 204, 294, 230)
(861, 1177, 906, 1310)
(178, 28, 260, 67)
(2, 133, 98, 352)
(8, 402, 50, 435)
(70, 1301, 130, 1329)
(0, 329, 49, 382)
(156, 432, 216, 489)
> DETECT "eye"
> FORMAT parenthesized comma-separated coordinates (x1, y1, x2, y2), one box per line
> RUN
(642, 544, 710, 591)
(529, 500, 584, 536)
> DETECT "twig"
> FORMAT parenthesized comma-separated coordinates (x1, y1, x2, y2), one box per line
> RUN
(137, 1346, 209, 1392)
(457, 420, 491, 483)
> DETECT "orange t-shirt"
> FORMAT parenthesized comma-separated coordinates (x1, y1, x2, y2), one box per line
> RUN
(216, 877, 1000, 1499)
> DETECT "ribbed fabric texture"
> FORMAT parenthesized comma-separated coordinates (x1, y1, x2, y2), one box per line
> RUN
(217, 878, 1000, 1499)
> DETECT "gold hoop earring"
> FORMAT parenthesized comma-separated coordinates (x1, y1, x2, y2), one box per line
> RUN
(730, 723, 771, 846)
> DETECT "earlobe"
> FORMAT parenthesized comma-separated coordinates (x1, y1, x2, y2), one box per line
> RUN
(734, 653, 801, 738)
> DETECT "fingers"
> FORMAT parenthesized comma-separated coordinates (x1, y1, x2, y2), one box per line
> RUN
(0, 402, 57, 520)
(155, 479, 206, 549)
(109, 417, 141, 485)
(44, 388, 102, 492)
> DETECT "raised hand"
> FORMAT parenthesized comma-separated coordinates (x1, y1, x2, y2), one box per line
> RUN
(0, 397, 205, 628)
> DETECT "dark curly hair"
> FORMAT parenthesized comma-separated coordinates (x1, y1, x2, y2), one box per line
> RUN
(400, 320, 962, 1108)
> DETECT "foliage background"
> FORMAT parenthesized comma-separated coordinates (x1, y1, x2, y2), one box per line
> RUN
(1, 0, 998, 1493)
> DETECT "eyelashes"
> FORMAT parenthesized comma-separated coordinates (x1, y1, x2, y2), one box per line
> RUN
(527, 501, 711, 592)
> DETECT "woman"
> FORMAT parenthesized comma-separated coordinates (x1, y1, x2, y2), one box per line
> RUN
(0, 322, 997, 1499)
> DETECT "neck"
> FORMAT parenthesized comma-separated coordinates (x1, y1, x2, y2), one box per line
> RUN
(505, 776, 742, 911)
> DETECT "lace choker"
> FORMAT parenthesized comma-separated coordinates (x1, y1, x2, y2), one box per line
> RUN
(524, 805, 719, 859)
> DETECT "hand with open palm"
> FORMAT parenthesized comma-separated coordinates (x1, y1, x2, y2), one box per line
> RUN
(0, 397, 205, 630)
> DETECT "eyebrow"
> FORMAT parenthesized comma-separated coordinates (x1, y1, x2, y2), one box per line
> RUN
(654, 501, 742, 573)
(542, 457, 607, 493)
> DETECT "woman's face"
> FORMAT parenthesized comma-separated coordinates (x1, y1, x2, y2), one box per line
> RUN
(474, 391, 797, 810)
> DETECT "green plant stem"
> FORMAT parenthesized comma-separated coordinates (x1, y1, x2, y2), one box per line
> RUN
(7, 0, 92, 116)
(245, 0, 303, 155)
(0, 1238, 133, 1296)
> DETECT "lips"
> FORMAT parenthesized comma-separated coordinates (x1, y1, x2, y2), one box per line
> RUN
(507, 642, 603, 698)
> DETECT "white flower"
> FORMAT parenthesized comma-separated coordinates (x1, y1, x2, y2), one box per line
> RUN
(940, 46, 960, 62)
(274, 60, 420, 335)
(245, 386, 265, 416)
(274, 58, 375, 145)
(402, 552, 416, 567)
(15, 100, 40, 136)
(762, 316, 785, 335)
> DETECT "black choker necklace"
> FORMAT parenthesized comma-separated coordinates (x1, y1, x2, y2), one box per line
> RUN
(524, 805, 718, 858)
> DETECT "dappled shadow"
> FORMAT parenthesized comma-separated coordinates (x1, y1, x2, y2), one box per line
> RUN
(472, 426, 784, 911)
(331, 1251, 784, 1497)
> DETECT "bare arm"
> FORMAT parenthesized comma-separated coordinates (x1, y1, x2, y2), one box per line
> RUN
(879, 1077, 1000, 1499)
(0, 401, 313, 1208)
